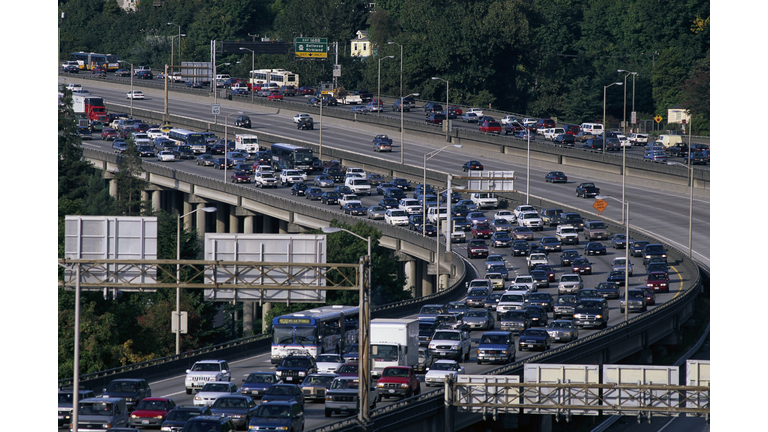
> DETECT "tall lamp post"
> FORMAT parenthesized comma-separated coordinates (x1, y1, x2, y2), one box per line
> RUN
(595, 195, 630, 322)
(602, 82, 622, 156)
(431, 77, 450, 142)
(168, 22, 182, 67)
(130, 62, 134, 117)
(224, 111, 244, 181)
(422, 145, 462, 238)
(239, 47, 256, 105)
(321, 227, 372, 425)
(387, 41, 405, 163)
(378, 56, 394, 117)
(397, 93, 419, 164)
(667, 161, 694, 258)
(176, 206, 217, 354)
(617, 71, 636, 223)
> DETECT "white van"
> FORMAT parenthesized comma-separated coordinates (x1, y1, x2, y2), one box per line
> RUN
(345, 178, 372, 195)
(657, 134, 683, 148)
(580, 123, 604, 135)
(427, 207, 449, 224)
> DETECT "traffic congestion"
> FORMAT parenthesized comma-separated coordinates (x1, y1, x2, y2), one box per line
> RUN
(60, 79, 695, 432)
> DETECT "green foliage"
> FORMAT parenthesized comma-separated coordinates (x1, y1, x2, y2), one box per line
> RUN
(113, 139, 149, 216)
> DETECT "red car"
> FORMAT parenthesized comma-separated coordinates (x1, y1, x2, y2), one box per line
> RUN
(134, 123, 150, 133)
(297, 86, 315, 95)
(268, 91, 283, 101)
(479, 120, 502, 134)
(571, 258, 593, 275)
(101, 128, 118, 141)
(127, 397, 177, 428)
(534, 264, 556, 282)
(645, 271, 670, 293)
(471, 223, 493, 239)
(376, 366, 421, 399)
(467, 239, 489, 259)
(231, 171, 251, 183)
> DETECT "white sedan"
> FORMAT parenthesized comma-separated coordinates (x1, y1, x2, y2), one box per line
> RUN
(424, 360, 465, 386)
(385, 209, 409, 226)
(127, 90, 145, 100)
(494, 210, 517, 223)
(293, 113, 312, 124)
(513, 205, 536, 219)
(157, 151, 176, 162)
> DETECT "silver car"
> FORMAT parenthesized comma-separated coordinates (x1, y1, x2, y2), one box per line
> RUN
(367, 205, 387, 220)
(461, 309, 495, 330)
(546, 320, 579, 342)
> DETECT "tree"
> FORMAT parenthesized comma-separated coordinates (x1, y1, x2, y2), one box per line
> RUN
(113, 139, 149, 216)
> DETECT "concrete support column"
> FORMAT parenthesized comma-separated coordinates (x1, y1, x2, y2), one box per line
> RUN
(104, 172, 117, 198)
(141, 190, 150, 204)
(243, 302, 254, 336)
(229, 206, 239, 233)
(243, 216, 254, 233)
(183, 201, 194, 231)
(151, 190, 161, 213)
(195, 203, 207, 241)
(404, 260, 418, 298)
(216, 202, 227, 233)
(438, 274, 449, 292)
(278, 219, 288, 234)
(262, 302, 272, 338)
(421, 261, 434, 296)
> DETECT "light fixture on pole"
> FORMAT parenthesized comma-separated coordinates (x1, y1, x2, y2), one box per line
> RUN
(168, 22, 182, 67)
(617, 71, 636, 223)
(526, 127, 530, 204)
(176, 206, 217, 355)
(595, 195, 629, 322)
(602, 82, 623, 156)
(667, 161, 694, 258)
(431, 77, 450, 142)
(422, 145, 463, 238)
(130, 62, 134, 117)
(239, 47, 256, 105)
(321, 227, 371, 424)
(224, 111, 244, 181)
(378, 55, 394, 117)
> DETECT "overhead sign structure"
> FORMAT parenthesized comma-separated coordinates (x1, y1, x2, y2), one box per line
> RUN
(523, 364, 600, 415)
(203, 233, 328, 303)
(593, 198, 608, 214)
(295, 37, 328, 58)
(64, 216, 158, 291)
(603, 364, 679, 416)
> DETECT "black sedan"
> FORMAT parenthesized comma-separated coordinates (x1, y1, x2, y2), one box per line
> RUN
(321, 192, 341, 205)
(511, 240, 530, 256)
(544, 171, 568, 183)
(209, 395, 258, 429)
(552, 134, 575, 145)
(529, 270, 550, 288)
(290, 183, 309, 196)
(596, 282, 620, 299)
(583, 242, 607, 256)
(490, 232, 512, 248)
(560, 250, 580, 266)
(342, 202, 368, 216)
(462, 160, 484, 172)
(631, 240, 650, 257)
(527, 292, 554, 312)
(524, 305, 549, 327)
(378, 197, 399, 209)
(416, 223, 438, 237)
(305, 187, 324, 201)
(114, 68, 130, 77)
(518, 328, 551, 351)
(539, 237, 562, 253)
(610, 234, 628, 249)
(606, 270, 626, 284)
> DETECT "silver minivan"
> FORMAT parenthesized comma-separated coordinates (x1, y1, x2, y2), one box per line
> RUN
(73, 397, 128, 431)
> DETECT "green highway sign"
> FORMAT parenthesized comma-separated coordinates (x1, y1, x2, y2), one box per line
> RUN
(295, 37, 327, 58)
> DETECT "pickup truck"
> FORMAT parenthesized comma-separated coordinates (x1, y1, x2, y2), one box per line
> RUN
(133, 65, 151, 75)
(338, 194, 362, 209)
(666, 143, 689, 158)
(375, 366, 421, 400)
(470, 192, 498, 210)
(583, 220, 610, 241)
(575, 182, 600, 198)
(527, 253, 548, 271)
(325, 376, 378, 417)
(539, 208, 562, 227)
(279, 169, 305, 186)
(555, 225, 579, 245)
(428, 329, 471, 361)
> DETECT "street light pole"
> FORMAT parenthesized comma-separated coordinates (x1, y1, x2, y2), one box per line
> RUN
(213, 62, 231, 124)
(422, 145, 462, 238)
(239, 47, 255, 105)
(398, 93, 419, 165)
(130, 62, 134, 117)
(596, 195, 630, 322)
(321, 227, 371, 425)
(378, 56, 394, 117)
(432, 77, 449, 142)
(176, 206, 217, 354)
(667, 162, 694, 258)
(168, 22, 182, 67)
(388, 41, 407, 164)
(602, 82, 623, 156)
(224, 111, 244, 181)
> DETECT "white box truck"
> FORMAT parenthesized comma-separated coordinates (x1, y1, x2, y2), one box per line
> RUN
(235, 134, 259, 154)
(370, 318, 419, 379)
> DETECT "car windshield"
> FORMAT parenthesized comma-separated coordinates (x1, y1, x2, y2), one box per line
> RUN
(557, 297, 577, 304)
(280, 357, 310, 368)
(421, 306, 442, 314)
(648, 274, 667, 281)
(201, 383, 231, 393)
(529, 293, 549, 300)
(254, 404, 291, 418)
(465, 311, 487, 317)
(136, 399, 168, 410)
(549, 322, 572, 329)
(522, 329, 548, 337)
(561, 276, 580, 282)
(577, 301, 601, 309)
(332, 379, 359, 389)
(316, 354, 341, 363)
(245, 374, 275, 384)
(167, 410, 203, 421)
(212, 397, 247, 408)
(106, 380, 139, 392)
(433, 362, 459, 371)
(433, 331, 460, 340)
(338, 364, 358, 373)
(501, 294, 524, 302)
(79, 402, 114, 417)
(303, 375, 335, 385)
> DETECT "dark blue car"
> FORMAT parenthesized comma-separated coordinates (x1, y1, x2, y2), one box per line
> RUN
(583, 242, 607, 256)
(260, 384, 305, 407)
(512, 240, 531, 256)
(209, 395, 258, 429)
(305, 187, 324, 201)
(247, 401, 305, 432)
(518, 328, 551, 351)
(160, 405, 212, 431)
(240, 371, 279, 399)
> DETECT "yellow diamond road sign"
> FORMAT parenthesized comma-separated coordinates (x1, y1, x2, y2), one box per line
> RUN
(593, 199, 608, 214)
(654, 115, 663, 123)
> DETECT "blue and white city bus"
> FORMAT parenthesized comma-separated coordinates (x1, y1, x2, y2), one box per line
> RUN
(270, 305, 359, 364)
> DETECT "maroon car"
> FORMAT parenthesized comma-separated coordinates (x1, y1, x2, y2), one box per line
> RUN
(231, 171, 251, 183)
(471, 223, 493, 239)
(127, 397, 177, 428)
(645, 271, 670, 293)
(467, 239, 489, 259)
(101, 128, 118, 141)
(570, 257, 593, 275)
(479, 120, 502, 134)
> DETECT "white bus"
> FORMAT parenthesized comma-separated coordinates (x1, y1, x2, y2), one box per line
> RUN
(168, 129, 208, 154)
(248, 69, 300, 89)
